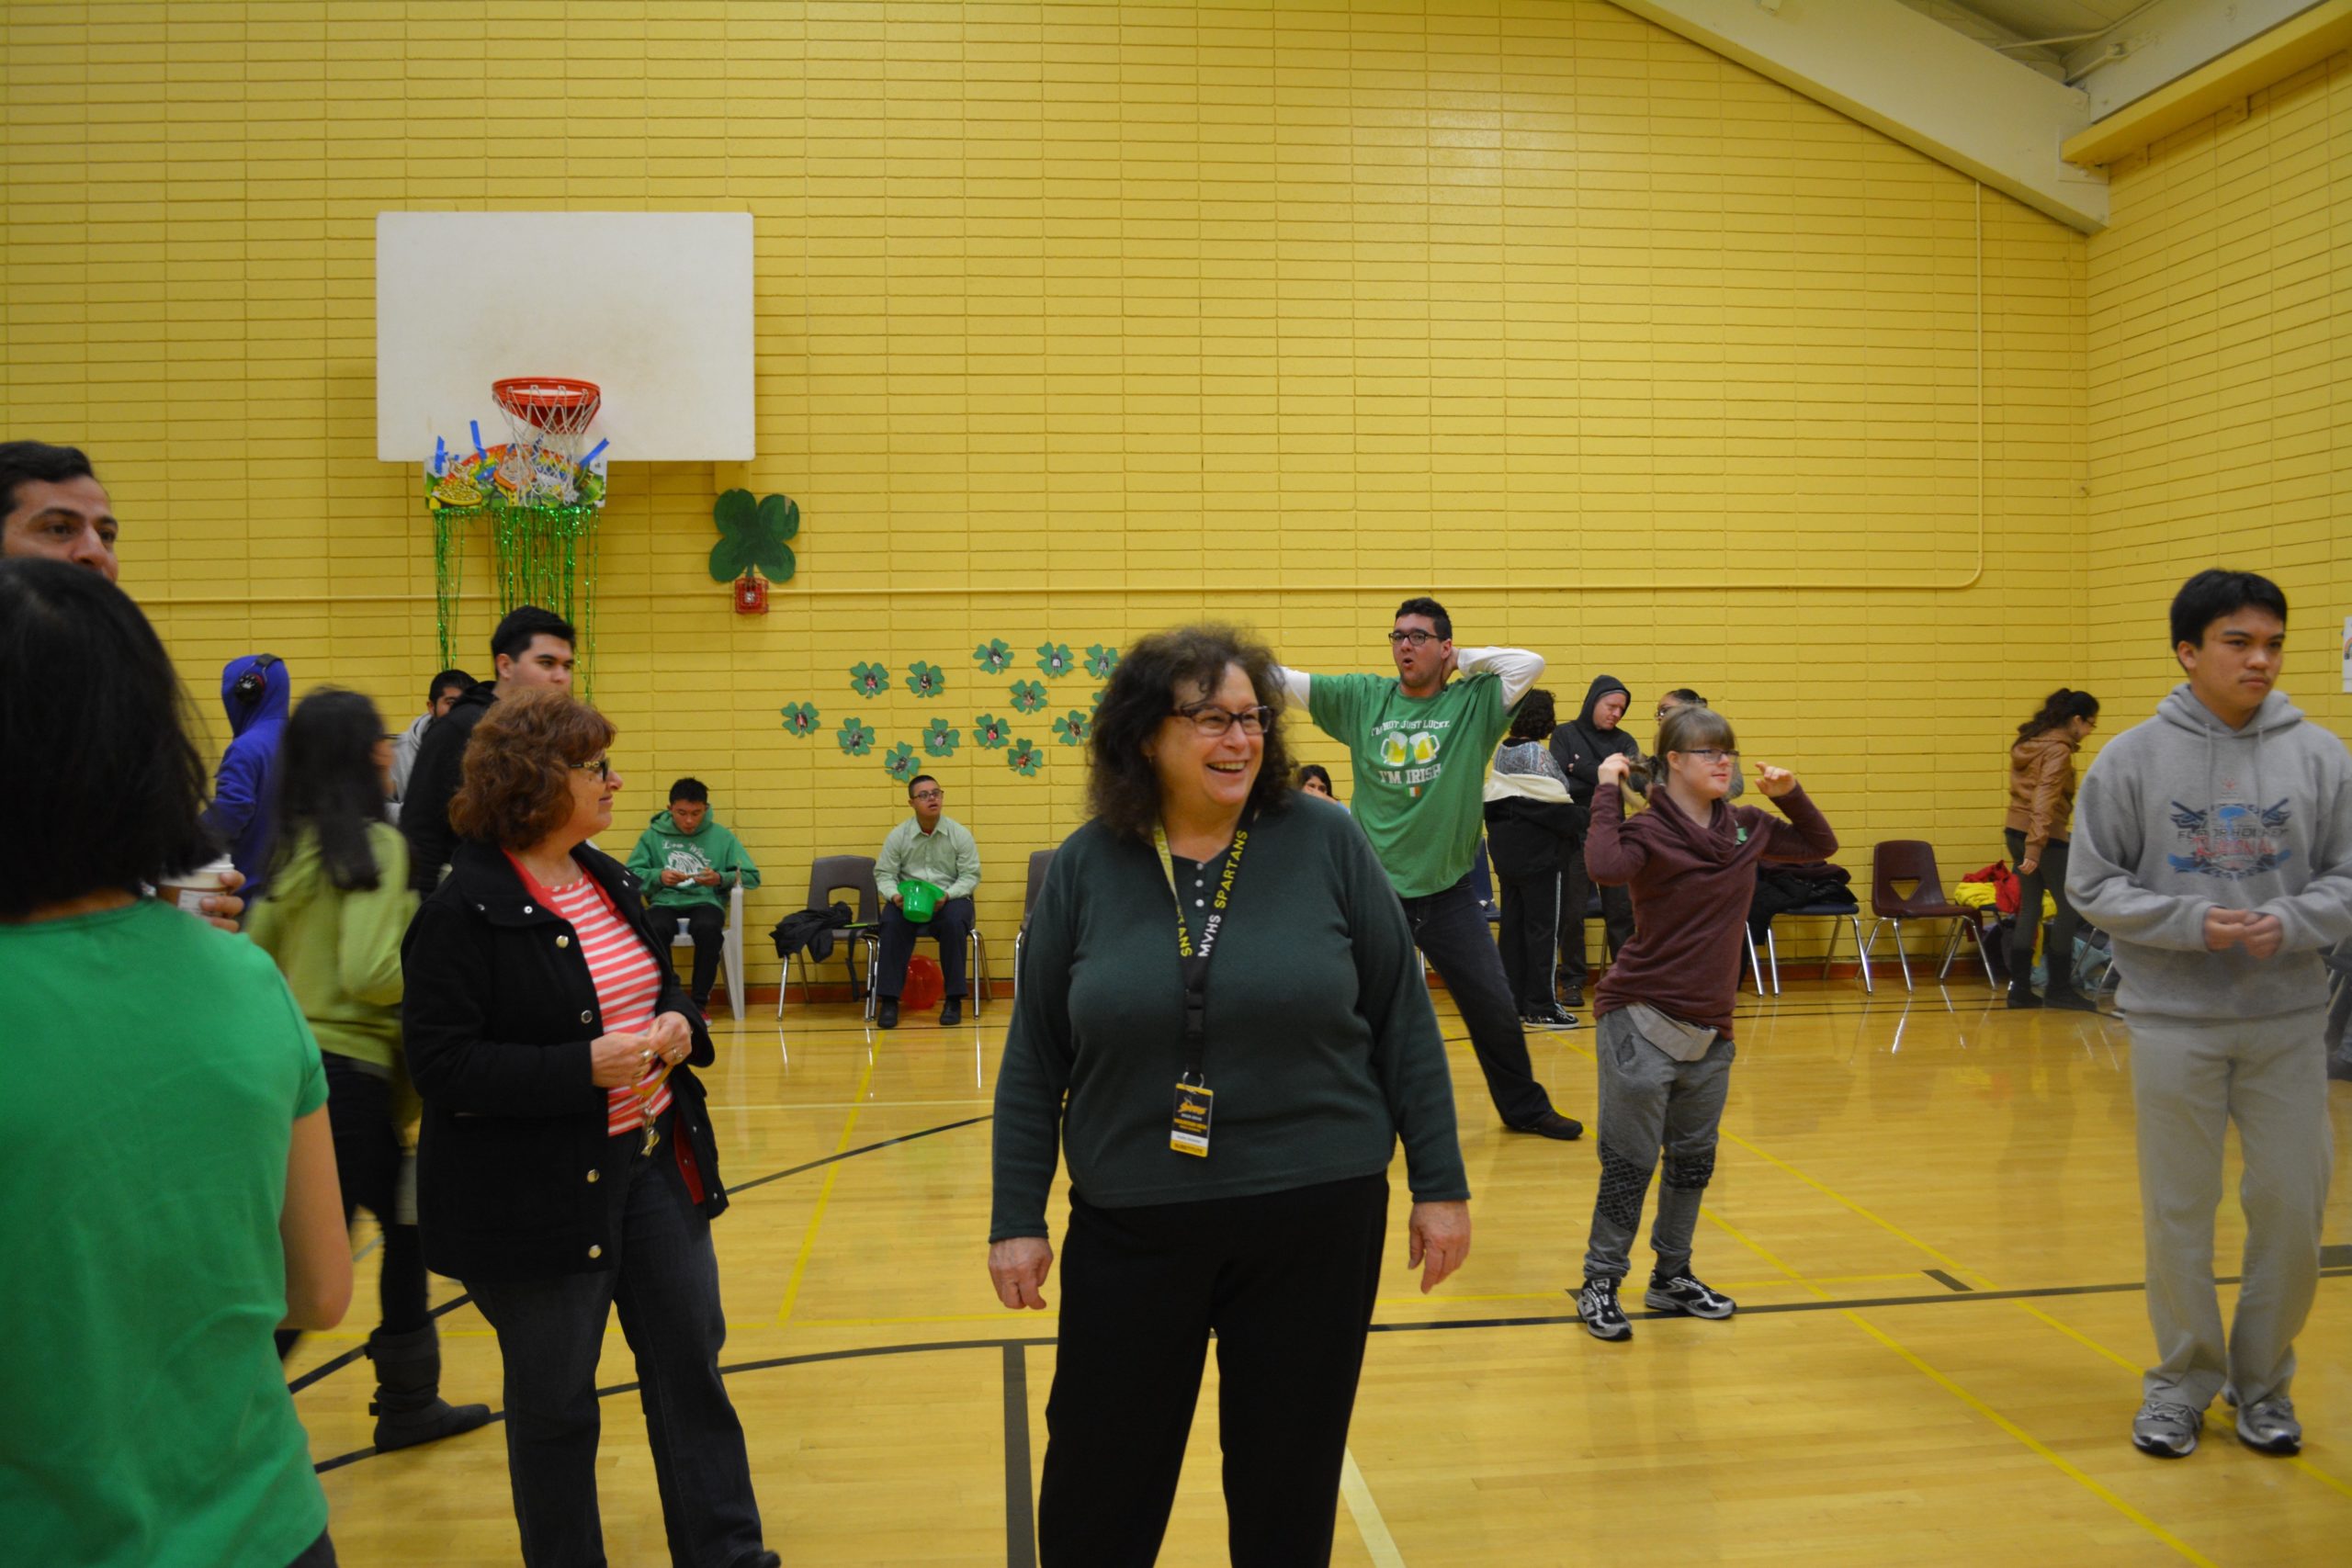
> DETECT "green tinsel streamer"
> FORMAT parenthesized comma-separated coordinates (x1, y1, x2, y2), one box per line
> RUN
(487, 501, 599, 696)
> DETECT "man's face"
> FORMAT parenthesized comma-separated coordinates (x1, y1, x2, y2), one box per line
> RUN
(1, 476, 119, 583)
(2178, 607, 2285, 728)
(430, 683, 467, 719)
(496, 635, 575, 690)
(1594, 691, 1629, 730)
(910, 781, 944, 829)
(1389, 615, 1450, 687)
(669, 799, 707, 833)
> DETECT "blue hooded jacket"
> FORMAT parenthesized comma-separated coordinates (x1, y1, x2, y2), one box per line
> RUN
(201, 654, 291, 901)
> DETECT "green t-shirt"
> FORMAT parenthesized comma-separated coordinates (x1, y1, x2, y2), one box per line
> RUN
(1307, 669, 1515, 898)
(0, 898, 331, 1568)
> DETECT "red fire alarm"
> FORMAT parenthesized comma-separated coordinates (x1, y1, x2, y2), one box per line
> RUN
(734, 573, 768, 615)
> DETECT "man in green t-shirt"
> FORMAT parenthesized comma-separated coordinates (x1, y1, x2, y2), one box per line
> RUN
(1279, 597, 1581, 1139)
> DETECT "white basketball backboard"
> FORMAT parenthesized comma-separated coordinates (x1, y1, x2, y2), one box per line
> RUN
(376, 211, 755, 464)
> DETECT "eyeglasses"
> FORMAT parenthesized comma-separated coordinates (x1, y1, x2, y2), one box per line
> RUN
(570, 756, 613, 781)
(911, 788, 944, 802)
(1678, 749, 1740, 764)
(1387, 629, 1440, 648)
(1171, 703, 1273, 737)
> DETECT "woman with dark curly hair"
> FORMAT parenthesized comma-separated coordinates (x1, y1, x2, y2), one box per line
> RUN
(2006, 687, 2100, 1010)
(987, 624, 1471, 1567)
(400, 687, 777, 1568)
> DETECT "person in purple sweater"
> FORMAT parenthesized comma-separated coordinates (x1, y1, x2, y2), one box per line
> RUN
(1571, 704, 1838, 1342)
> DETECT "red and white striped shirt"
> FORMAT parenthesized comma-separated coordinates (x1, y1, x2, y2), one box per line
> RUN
(542, 874, 673, 1136)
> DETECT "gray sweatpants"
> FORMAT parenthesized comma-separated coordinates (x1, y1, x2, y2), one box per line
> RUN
(2128, 1008, 2333, 1409)
(1582, 1009, 1736, 1283)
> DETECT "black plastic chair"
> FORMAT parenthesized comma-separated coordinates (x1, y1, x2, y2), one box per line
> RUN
(778, 854, 883, 1018)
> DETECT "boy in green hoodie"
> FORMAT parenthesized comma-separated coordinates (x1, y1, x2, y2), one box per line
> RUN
(2071, 570, 2352, 1461)
(627, 777, 762, 1014)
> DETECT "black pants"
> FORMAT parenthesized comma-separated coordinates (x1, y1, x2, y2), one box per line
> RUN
(2004, 829, 2082, 987)
(1559, 852, 1632, 1001)
(465, 1120, 765, 1568)
(280, 1054, 430, 1359)
(875, 896, 974, 998)
(1497, 871, 1561, 1011)
(661, 900, 726, 1003)
(1037, 1175, 1389, 1568)
(1399, 873, 1552, 1125)
(287, 1529, 337, 1567)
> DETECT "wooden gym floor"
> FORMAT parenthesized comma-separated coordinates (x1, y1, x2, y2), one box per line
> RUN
(292, 967, 2352, 1566)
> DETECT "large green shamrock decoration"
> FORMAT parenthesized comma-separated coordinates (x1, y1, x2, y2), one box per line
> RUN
(1084, 644, 1120, 679)
(1010, 679, 1046, 714)
(923, 718, 959, 757)
(973, 714, 1011, 750)
(1008, 738, 1045, 776)
(850, 661, 891, 698)
(708, 490, 799, 583)
(881, 741, 919, 782)
(974, 638, 1012, 672)
(1053, 710, 1091, 747)
(836, 717, 875, 756)
(908, 660, 945, 699)
(1036, 642, 1074, 678)
(779, 702, 820, 738)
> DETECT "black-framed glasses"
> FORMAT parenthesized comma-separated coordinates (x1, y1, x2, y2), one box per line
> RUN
(1679, 749, 1739, 764)
(570, 756, 613, 781)
(1172, 703, 1273, 738)
(1387, 629, 1439, 647)
(910, 787, 944, 802)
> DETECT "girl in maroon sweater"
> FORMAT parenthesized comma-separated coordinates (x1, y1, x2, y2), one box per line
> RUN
(1571, 705, 1838, 1341)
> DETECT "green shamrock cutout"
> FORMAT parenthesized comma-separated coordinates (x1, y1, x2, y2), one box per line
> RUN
(1036, 642, 1074, 678)
(836, 717, 875, 756)
(1084, 644, 1120, 679)
(1010, 679, 1046, 714)
(974, 638, 1012, 672)
(908, 660, 945, 699)
(973, 714, 1011, 750)
(850, 661, 891, 698)
(881, 742, 918, 782)
(708, 490, 799, 583)
(1008, 738, 1044, 776)
(1053, 710, 1091, 747)
(779, 702, 820, 738)
(923, 718, 959, 757)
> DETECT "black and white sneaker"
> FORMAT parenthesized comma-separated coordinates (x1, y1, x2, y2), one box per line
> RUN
(1645, 1271, 1736, 1319)
(1574, 1276, 1633, 1341)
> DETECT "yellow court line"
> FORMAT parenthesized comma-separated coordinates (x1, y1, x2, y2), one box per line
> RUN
(796, 1311, 1035, 1328)
(1716, 1127, 1984, 1280)
(1698, 1206, 2217, 1566)
(773, 1053, 879, 1327)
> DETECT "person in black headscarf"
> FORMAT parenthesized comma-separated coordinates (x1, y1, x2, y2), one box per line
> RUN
(1551, 674, 1640, 1010)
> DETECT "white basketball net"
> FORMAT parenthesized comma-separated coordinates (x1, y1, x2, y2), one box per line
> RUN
(494, 382, 601, 506)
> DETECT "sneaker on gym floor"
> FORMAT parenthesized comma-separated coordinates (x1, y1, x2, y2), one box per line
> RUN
(2131, 1398, 2202, 1458)
(1574, 1276, 1632, 1342)
(2228, 1393, 2301, 1456)
(1645, 1271, 1736, 1319)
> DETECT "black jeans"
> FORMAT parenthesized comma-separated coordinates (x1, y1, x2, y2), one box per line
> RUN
(665, 901, 726, 1003)
(465, 1119, 765, 1568)
(1398, 873, 1552, 1125)
(1559, 851, 1633, 1000)
(1496, 871, 1561, 1011)
(875, 895, 974, 998)
(2004, 829, 2082, 987)
(287, 1529, 337, 1567)
(279, 1055, 429, 1360)
(1037, 1175, 1388, 1568)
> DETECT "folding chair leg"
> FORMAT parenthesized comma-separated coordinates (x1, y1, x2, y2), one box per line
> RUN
(1766, 927, 1782, 996)
(1746, 926, 1765, 997)
(1935, 919, 1966, 982)
(967, 931, 987, 1021)
(1973, 919, 1997, 987)
(864, 940, 879, 1023)
(1893, 919, 1916, 990)
(1849, 917, 1873, 994)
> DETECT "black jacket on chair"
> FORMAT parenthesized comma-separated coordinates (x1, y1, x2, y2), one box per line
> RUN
(402, 839, 725, 1283)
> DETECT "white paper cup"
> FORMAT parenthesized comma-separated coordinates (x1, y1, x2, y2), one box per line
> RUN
(158, 855, 238, 914)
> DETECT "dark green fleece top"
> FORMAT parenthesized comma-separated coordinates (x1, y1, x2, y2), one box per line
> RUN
(989, 795, 1469, 1240)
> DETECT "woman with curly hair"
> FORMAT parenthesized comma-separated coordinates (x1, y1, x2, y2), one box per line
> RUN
(401, 687, 777, 1568)
(988, 624, 1470, 1567)
(2006, 687, 2100, 1010)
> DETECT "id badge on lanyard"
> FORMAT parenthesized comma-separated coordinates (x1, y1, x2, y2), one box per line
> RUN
(1155, 807, 1255, 1158)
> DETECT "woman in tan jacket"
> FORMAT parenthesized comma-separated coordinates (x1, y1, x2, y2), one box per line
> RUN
(2005, 687, 2100, 1010)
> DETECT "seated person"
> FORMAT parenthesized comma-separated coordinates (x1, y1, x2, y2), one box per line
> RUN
(872, 774, 981, 1029)
(625, 778, 761, 1015)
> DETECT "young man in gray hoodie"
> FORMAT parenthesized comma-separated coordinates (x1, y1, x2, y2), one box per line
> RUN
(2069, 569, 2352, 1461)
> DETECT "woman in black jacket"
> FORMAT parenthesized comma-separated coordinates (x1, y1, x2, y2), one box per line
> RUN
(401, 688, 777, 1568)
(1550, 674, 1641, 1007)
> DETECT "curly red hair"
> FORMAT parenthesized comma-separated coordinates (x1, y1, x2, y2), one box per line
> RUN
(449, 687, 617, 851)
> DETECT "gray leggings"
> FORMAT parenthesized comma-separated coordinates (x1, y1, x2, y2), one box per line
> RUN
(2005, 829, 2082, 984)
(1582, 1009, 1736, 1283)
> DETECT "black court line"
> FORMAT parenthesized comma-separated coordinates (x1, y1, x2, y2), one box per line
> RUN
(1925, 1269, 1973, 1292)
(1001, 1344, 1037, 1568)
(288, 1114, 993, 1395)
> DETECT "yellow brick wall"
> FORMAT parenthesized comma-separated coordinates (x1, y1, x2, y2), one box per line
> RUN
(2, 2, 2092, 981)
(2085, 51, 2352, 746)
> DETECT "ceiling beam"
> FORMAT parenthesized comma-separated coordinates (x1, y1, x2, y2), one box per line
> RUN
(2062, 0, 2352, 164)
(2059, 0, 2333, 122)
(1611, 0, 2109, 232)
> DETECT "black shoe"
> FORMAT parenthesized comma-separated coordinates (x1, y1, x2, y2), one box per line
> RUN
(2043, 986, 2098, 1012)
(939, 997, 962, 1026)
(876, 998, 899, 1029)
(2006, 982, 2042, 1010)
(366, 1325, 492, 1452)
(1508, 1109, 1584, 1141)
(1574, 1276, 1632, 1341)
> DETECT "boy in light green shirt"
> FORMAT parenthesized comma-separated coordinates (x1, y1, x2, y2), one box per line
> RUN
(625, 776, 762, 1013)
(1277, 596, 1580, 1140)
(873, 773, 982, 1029)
